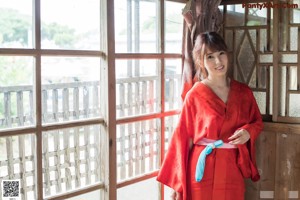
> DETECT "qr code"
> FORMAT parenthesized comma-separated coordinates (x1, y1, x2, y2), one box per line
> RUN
(2, 180, 20, 199)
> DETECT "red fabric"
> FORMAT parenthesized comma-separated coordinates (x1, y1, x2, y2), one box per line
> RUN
(187, 148, 245, 199)
(157, 80, 263, 200)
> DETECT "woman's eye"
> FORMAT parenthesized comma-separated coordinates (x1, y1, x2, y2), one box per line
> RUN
(220, 51, 225, 55)
(207, 55, 213, 59)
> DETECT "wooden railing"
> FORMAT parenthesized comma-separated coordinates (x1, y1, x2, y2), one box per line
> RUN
(116, 74, 181, 118)
(115, 74, 182, 181)
(0, 81, 100, 128)
(41, 81, 100, 123)
(0, 85, 34, 128)
(1, 73, 181, 127)
(0, 81, 102, 199)
(0, 74, 182, 198)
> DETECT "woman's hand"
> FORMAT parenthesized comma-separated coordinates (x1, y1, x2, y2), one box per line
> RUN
(171, 190, 181, 200)
(228, 129, 250, 145)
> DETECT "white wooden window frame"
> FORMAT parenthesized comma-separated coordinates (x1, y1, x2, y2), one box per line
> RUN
(0, 0, 187, 199)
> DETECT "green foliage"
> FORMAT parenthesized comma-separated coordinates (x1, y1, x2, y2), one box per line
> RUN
(42, 22, 76, 48)
(0, 9, 77, 126)
(0, 57, 32, 86)
(0, 56, 32, 121)
(0, 8, 31, 46)
(0, 8, 76, 48)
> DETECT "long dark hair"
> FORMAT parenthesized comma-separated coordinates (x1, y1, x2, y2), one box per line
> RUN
(192, 32, 228, 80)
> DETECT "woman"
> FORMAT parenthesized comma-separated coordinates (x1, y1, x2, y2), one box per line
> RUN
(156, 32, 263, 200)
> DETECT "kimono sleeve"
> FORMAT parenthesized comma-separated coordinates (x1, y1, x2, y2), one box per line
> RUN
(237, 88, 263, 181)
(156, 95, 195, 199)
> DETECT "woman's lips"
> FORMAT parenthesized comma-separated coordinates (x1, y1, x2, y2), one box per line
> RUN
(215, 65, 225, 70)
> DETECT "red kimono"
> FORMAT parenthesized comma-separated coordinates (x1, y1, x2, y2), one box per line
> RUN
(157, 80, 263, 200)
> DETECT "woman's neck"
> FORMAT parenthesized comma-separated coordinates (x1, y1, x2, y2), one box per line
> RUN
(205, 76, 229, 88)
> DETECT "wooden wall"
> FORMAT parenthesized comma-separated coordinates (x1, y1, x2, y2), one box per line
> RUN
(245, 122, 300, 200)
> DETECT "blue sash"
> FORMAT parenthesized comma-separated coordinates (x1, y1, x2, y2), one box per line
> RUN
(195, 140, 223, 182)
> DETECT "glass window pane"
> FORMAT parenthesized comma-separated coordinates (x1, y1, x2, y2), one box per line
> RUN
(260, 29, 268, 52)
(269, 66, 273, 115)
(289, 66, 298, 90)
(289, 94, 300, 117)
(165, 59, 182, 110)
(260, 54, 273, 63)
(279, 66, 287, 116)
(0, 134, 36, 199)
(116, 59, 160, 118)
(164, 185, 174, 200)
(258, 66, 267, 89)
(42, 125, 102, 197)
(290, 27, 298, 51)
(291, 0, 300, 23)
(41, 0, 100, 50)
(117, 119, 160, 181)
(165, 1, 184, 53)
(0, 56, 35, 130)
(225, 5, 245, 27)
(281, 54, 298, 63)
(0, 0, 33, 48)
(115, 0, 159, 53)
(247, 6, 267, 26)
(164, 115, 179, 152)
(253, 91, 266, 115)
(117, 178, 159, 200)
(41, 57, 100, 124)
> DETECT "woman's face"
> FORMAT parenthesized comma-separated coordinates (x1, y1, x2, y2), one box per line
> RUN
(203, 49, 228, 78)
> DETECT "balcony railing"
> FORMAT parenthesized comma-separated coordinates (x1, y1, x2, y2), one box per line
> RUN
(0, 85, 34, 128)
(0, 81, 102, 199)
(0, 81, 100, 128)
(0, 74, 181, 199)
